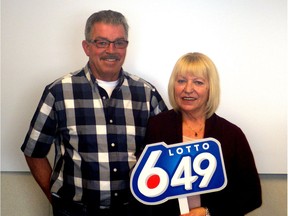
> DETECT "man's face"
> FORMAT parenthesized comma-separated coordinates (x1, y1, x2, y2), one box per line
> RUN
(82, 22, 127, 81)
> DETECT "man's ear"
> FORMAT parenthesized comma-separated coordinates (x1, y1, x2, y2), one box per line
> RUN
(82, 40, 90, 56)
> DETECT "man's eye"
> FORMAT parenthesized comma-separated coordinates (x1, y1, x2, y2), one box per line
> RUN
(97, 41, 108, 46)
(115, 41, 125, 45)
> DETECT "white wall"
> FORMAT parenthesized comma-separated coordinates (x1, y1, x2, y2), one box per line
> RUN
(1, 1, 287, 215)
(1, 0, 287, 173)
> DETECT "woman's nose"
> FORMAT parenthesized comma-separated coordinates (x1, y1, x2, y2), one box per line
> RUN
(184, 83, 194, 93)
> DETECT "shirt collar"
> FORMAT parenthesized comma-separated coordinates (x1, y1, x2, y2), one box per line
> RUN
(84, 63, 125, 89)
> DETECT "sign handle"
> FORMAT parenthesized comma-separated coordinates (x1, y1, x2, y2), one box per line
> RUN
(178, 197, 189, 214)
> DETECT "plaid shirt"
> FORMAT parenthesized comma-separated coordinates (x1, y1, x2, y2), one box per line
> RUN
(21, 64, 167, 207)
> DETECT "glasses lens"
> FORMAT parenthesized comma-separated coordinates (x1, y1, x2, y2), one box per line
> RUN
(114, 40, 128, 49)
(92, 40, 128, 49)
(95, 40, 109, 48)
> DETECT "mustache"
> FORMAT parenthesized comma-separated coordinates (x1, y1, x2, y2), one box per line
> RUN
(100, 54, 120, 61)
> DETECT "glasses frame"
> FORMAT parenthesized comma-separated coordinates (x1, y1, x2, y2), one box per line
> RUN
(88, 39, 129, 49)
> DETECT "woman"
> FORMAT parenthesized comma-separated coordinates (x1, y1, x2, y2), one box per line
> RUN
(144, 52, 262, 216)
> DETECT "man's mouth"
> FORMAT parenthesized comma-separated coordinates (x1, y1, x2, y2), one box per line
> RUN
(101, 55, 120, 62)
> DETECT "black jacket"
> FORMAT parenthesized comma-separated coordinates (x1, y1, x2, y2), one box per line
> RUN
(143, 110, 262, 216)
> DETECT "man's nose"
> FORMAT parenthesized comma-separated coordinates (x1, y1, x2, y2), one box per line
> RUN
(105, 42, 117, 52)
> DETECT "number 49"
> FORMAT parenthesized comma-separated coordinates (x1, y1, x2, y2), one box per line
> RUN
(137, 151, 217, 198)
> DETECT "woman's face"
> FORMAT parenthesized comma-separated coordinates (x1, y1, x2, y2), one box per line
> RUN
(174, 73, 209, 116)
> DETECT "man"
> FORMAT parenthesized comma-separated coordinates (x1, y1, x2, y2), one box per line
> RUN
(21, 10, 167, 216)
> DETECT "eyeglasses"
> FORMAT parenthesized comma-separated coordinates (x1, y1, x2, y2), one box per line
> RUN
(88, 39, 129, 49)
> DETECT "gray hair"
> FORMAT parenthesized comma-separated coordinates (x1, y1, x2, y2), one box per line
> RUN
(84, 10, 129, 41)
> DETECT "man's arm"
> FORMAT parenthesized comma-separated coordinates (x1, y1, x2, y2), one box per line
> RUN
(24, 155, 53, 203)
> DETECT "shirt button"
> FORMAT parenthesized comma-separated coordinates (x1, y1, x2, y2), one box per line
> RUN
(111, 143, 115, 147)
(109, 119, 113, 123)
(102, 96, 106, 100)
(113, 168, 117, 172)
(114, 193, 118, 197)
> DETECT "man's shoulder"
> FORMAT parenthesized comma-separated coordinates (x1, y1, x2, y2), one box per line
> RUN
(47, 68, 85, 89)
(122, 71, 155, 89)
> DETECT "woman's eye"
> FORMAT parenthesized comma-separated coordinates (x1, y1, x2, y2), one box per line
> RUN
(177, 79, 186, 84)
(194, 80, 204, 85)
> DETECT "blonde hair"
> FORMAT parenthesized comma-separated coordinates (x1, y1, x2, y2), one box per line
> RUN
(168, 52, 220, 118)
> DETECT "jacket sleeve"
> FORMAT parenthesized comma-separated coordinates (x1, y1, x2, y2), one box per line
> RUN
(233, 129, 262, 214)
(204, 125, 262, 216)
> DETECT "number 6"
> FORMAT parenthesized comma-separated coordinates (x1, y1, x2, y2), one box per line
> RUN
(137, 150, 169, 197)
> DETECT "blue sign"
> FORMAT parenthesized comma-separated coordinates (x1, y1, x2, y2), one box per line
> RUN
(130, 138, 227, 205)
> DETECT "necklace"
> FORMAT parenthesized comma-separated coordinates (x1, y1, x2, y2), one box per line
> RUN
(184, 121, 204, 137)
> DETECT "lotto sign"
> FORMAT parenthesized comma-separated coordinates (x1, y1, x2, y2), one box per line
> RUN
(130, 138, 227, 205)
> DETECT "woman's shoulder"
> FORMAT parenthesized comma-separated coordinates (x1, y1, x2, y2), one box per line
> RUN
(209, 113, 244, 134)
(150, 109, 180, 121)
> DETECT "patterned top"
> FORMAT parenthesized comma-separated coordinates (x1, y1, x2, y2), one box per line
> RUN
(21, 64, 167, 207)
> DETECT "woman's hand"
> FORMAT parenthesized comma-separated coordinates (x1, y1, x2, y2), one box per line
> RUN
(181, 207, 206, 216)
